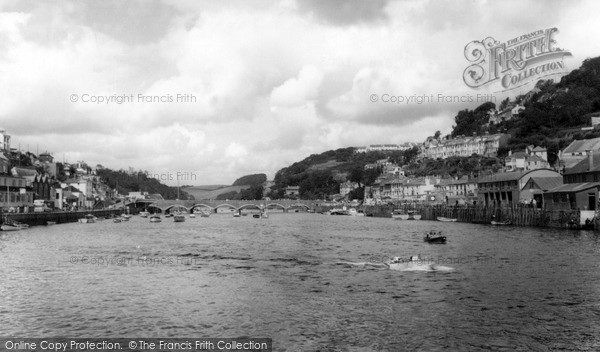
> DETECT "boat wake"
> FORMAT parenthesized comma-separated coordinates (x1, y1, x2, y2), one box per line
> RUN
(336, 258, 454, 272)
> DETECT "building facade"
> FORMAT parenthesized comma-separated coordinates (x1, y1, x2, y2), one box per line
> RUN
(422, 134, 510, 159)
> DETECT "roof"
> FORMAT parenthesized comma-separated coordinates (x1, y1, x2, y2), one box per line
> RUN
(532, 146, 546, 152)
(545, 182, 600, 194)
(12, 167, 38, 177)
(477, 169, 560, 183)
(526, 155, 546, 163)
(526, 176, 563, 191)
(477, 171, 526, 183)
(63, 185, 82, 193)
(562, 138, 600, 154)
(563, 153, 600, 174)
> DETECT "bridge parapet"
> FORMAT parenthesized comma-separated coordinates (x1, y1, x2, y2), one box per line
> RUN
(143, 199, 320, 211)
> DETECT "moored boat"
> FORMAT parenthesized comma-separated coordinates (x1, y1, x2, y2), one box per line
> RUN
(424, 231, 447, 244)
(173, 213, 186, 222)
(1, 223, 23, 231)
(189, 213, 196, 218)
(139, 211, 150, 218)
(437, 217, 457, 222)
(149, 214, 162, 223)
(78, 214, 96, 223)
(113, 218, 122, 223)
(490, 220, 511, 226)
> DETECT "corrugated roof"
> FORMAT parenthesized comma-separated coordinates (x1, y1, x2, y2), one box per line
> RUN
(527, 176, 563, 191)
(562, 138, 600, 154)
(477, 171, 526, 183)
(545, 182, 600, 193)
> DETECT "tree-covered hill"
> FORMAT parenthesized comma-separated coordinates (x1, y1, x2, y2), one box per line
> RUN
(451, 56, 600, 165)
(269, 147, 420, 199)
(96, 169, 193, 200)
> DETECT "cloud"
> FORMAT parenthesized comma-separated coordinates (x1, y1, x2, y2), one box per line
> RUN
(270, 66, 323, 108)
(295, 0, 390, 26)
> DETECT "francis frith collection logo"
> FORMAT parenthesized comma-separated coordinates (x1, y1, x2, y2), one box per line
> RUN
(463, 28, 571, 92)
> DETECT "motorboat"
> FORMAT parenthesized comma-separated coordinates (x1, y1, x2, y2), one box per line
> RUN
(386, 255, 453, 272)
(189, 213, 196, 218)
(424, 231, 446, 244)
(437, 217, 457, 222)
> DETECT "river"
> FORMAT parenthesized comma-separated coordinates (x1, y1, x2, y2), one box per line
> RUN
(1, 213, 599, 351)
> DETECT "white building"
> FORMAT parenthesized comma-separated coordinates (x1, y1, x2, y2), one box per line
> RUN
(422, 133, 510, 159)
(0, 128, 10, 151)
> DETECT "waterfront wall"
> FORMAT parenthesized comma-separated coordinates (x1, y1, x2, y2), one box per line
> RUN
(364, 204, 587, 229)
(4, 209, 125, 226)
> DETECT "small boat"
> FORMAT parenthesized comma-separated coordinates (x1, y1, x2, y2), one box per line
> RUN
(165, 213, 173, 218)
(139, 211, 150, 218)
(189, 213, 196, 218)
(253, 214, 260, 218)
(113, 218, 122, 223)
(200, 210, 211, 218)
(149, 214, 162, 223)
(404, 211, 421, 220)
(1, 223, 23, 231)
(490, 220, 511, 226)
(233, 213, 241, 218)
(78, 214, 96, 223)
(424, 231, 447, 244)
(46, 221, 56, 226)
(386, 255, 453, 272)
(437, 217, 457, 222)
(330, 208, 350, 215)
(173, 213, 186, 222)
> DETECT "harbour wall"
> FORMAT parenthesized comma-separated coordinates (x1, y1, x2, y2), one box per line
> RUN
(4, 209, 127, 226)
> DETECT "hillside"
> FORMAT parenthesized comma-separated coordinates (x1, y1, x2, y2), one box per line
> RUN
(181, 185, 249, 200)
(452, 56, 600, 164)
(269, 147, 419, 199)
(96, 169, 193, 200)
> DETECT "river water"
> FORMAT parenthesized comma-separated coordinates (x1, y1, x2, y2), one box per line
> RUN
(1, 213, 600, 351)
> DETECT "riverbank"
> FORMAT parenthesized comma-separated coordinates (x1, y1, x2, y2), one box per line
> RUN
(3, 209, 129, 227)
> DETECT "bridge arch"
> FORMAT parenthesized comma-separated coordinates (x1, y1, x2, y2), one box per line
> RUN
(266, 203, 286, 210)
(165, 204, 190, 213)
(239, 204, 262, 211)
(191, 204, 214, 211)
(288, 203, 310, 211)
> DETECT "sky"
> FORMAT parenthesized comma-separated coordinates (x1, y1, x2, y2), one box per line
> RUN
(1, 0, 599, 185)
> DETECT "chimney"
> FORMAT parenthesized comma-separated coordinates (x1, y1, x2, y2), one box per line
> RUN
(587, 150, 594, 170)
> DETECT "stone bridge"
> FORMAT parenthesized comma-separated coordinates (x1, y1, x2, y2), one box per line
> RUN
(130, 199, 320, 213)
